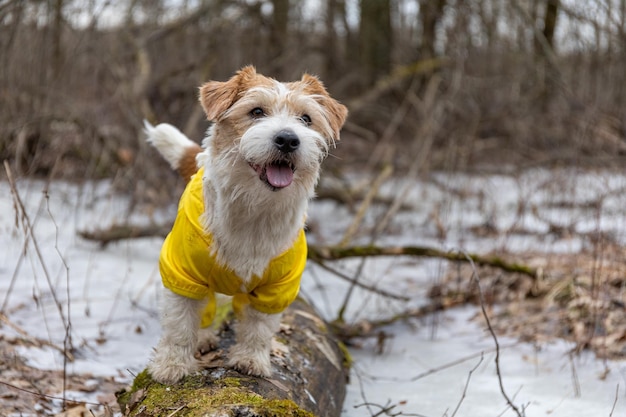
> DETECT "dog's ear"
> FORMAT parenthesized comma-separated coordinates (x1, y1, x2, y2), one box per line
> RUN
(322, 96, 348, 143)
(199, 66, 258, 121)
(300, 74, 348, 142)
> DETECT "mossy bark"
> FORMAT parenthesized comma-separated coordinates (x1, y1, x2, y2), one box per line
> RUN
(116, 299, 349, 417)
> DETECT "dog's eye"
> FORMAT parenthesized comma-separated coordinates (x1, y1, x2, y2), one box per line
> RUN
(250, 107, 265, 118)
(300, 114, 312, 126)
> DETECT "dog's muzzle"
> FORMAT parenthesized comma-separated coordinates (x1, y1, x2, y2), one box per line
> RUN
(249, 129, 299, 190)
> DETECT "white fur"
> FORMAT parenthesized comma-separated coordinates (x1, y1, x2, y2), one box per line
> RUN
(228, 306, 281, 376)
(148, 290, 202, 383)
(148, 79, 333, 385)
(200, 114, 325, 280)
(144, 120, 196, 170)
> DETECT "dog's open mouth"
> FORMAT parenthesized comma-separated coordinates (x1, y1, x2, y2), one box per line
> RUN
(250, 161, 295, 190)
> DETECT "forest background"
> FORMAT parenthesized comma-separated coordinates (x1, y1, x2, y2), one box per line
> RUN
(2, 0, 625, 193)
(1, 0, 626, 415)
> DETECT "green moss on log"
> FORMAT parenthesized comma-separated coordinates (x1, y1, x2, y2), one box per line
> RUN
(117, 369, 314, 417)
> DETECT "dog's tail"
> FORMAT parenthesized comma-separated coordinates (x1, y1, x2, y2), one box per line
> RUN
(144, 121, 202, 182)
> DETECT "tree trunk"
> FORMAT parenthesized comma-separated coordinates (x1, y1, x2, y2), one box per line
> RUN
(358, 0, 391, 86)
(419, 0, 446, 61)
(116, 299, 349, 417)
(536, 0, 560, 109)
(542, 0, 559, 51)
(417, 0, 446, 87)
(270, 0, 290, 78)
(324, 0, 342, 81)
(51, 0, 64, 80)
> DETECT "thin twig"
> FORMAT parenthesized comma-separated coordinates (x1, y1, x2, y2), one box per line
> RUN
(44, 187, 73, 410)
(568, 351, 581, 397)
(166, 405, 186, 417)
(310, 259, 410, 301)
(1, 162, 44, 314)
(374, 75, 440, 237)
(3, 161, 70, 335)
(353, 365, 429, 417)
(353, 365, 377, 416)
(609, 384, 619, 417)
(339, 164, 393, 247)
(355, 400, 426, 417)
(336, 162, 395, 323)
(336, 254, 368, 323)
(461, 250, 526, 417)
(353, 343, 517, 387)
(450, 353, 484, 417)
(0, 380, 101, 407)
(332, 295, 470, 341)
(354, 401, 427, 417)
(0, 312, 72, 359)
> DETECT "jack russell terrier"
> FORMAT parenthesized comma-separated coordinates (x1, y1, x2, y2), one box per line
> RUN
(144, 66, 347, 384)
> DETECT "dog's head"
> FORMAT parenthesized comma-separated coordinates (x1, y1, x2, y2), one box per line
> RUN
(198, 66, 347, 195)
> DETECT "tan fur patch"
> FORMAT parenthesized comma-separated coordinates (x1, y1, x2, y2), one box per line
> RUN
(179, 143, 203, 183)
(199, 66, 273, 121)
(289, 74, 348, 142)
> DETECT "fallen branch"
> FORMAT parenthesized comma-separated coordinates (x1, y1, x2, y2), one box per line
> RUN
(331, 294, 471, 341)
(307, 245, 538, 280)
(78, 224, 171, 247)
(310, 258, 409, 301)
(315, 184, 415, 212)
(77, 223, 539, 280)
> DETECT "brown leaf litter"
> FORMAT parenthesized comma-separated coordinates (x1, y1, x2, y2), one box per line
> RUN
(0, 335, 123, 416)
(435, 240, 626, 359)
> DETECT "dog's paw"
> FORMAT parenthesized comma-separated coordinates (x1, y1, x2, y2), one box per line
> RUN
(196, 327, 219, 355)
(149, 347, 198, 384)
(228, 345, 272, 377)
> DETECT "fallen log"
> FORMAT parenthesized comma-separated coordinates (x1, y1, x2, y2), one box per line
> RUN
(116, 298, 349, 417)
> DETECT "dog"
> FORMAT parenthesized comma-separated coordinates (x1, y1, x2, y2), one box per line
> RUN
(144, 66, 347, 384)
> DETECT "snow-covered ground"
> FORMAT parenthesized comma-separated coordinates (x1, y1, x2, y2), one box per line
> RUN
(1, 167, 625, 416)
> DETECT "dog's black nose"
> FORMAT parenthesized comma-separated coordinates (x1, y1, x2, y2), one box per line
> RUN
(274, 130, 300, 153)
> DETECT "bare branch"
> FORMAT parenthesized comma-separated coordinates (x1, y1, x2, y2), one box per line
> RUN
(310, 258, 410, 301)
(339, 164, 393, 247)
(462, 250, 527, 417)
(308, 245, 538, 280)
(78, 224, 171, 247)
(3, 161, 70, 343)
(450, 354, 485, 417)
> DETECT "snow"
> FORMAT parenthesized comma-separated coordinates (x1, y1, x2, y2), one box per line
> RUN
(1, 168, 625, 416)
(344, 311, 624, 417)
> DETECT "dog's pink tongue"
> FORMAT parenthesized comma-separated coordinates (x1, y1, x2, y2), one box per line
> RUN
(266, 164, 293, 188)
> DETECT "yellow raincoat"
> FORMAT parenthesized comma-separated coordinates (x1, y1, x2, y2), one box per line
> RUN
(158, 168, 307, 328)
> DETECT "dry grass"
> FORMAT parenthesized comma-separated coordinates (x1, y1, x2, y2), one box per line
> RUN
(436, 240, 626, 359)
(0, 336, 122, 416)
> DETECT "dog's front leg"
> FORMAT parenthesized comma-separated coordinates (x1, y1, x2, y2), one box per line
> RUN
(149, 289, 202, 384)
(228, 306, 281, 377)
